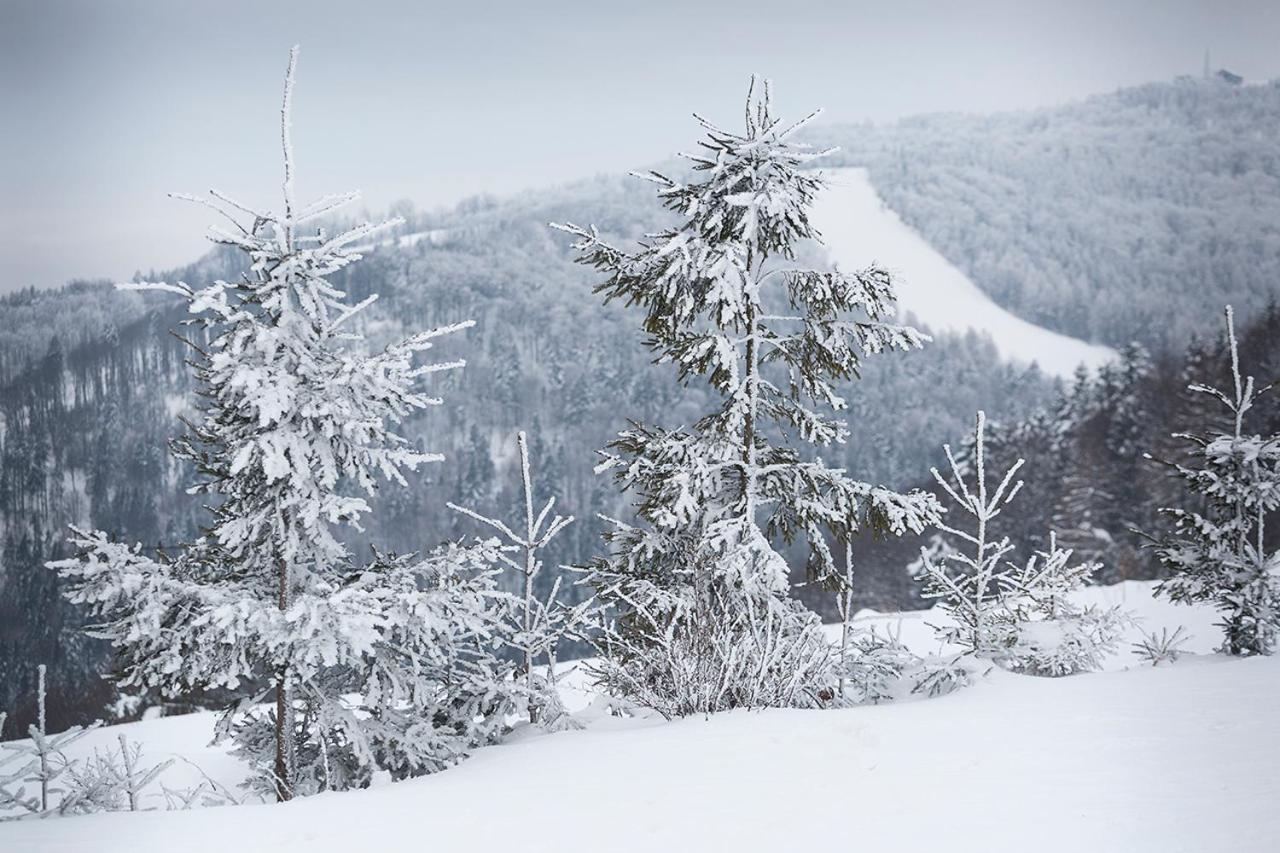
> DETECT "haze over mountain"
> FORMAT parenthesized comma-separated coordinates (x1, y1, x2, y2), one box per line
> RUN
(5, 0, 1280, 294)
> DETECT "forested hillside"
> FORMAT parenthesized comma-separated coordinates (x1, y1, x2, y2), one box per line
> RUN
(817, 76, 1280, 352)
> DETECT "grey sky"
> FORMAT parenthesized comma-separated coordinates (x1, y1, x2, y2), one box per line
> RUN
(2, 0, 1277, 294)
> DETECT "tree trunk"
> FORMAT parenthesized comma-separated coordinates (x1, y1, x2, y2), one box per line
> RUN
(37, 664, 48, 812)
(742, 300, 760, 520)
(274, 556, 293, 802)
(517, 431, 539, 724)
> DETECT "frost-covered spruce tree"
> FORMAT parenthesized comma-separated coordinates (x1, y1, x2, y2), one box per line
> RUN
(554, 78, 939, 716)
(49, 47, 515, 800)
(448, 431, 593, 728)
(917, 411, 1025, 656)
(1001, 533, 1128, 676)
(1144, 306, 1280, 656)
(920, 413, 1127, 672)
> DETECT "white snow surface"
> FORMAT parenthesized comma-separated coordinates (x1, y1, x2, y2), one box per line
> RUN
(811, 168, 1117, 378)
(5, 581, 1277, 853)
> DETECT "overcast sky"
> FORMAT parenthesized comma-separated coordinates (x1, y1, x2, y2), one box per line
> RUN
(2, 0, 1278, 293)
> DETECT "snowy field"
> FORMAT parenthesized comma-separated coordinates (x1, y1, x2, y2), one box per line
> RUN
(4, 581, 1277, 853)
(811, 167, 1117, 378)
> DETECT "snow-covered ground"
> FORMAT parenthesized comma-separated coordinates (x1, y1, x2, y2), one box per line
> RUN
(5, 582, 1276, 853)
(811, 167, 1117, 378)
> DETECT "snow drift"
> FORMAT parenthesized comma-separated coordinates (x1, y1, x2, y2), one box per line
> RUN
(3, 582, 1276, 853)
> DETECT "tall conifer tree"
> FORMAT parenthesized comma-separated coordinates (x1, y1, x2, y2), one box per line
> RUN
(555, 79, 938, 715)
(51, 47, 516, 799)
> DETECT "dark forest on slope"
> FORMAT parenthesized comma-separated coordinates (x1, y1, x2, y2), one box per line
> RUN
(3, 76, 1277, 731)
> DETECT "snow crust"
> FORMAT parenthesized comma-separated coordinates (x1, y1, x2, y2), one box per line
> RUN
(4, 582, 1275, 853)
(810, 168, 1117, 378)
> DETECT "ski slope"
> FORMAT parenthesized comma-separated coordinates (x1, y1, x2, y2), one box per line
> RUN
(811, 168, 1117, 378)
(5, 582, 1277, 853)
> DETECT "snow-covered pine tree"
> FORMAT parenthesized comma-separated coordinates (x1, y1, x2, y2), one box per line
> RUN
(0, 665, 99, 816)
(918, 414, 1128, 673)
(1144, 306, 1280, 655)
(916, 411, 1024, 656)
(49, 47, 515, 800)
(554, 78, 939, 716)
(447, 431, 592, 727)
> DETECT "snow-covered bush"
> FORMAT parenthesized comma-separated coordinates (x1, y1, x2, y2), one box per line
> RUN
(49, 47, 514, 800)
(910, 654, 977, 698)
(555, 79, 938, 716)
(1143, 306, 1280, 656)
(1000, 535, 1129, 676)
(60, 735, 173, 815)
(837, 626, 920, 705)
(59, 749, 127, 815)
(587, 521, 837, 718)
(830, 622, 975, 705)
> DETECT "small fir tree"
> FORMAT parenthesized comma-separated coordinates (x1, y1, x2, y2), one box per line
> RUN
(554, 78, 939, 716)
(917, 412, 1126, 673)
(1000, 533, 1128, 676)
(917, 411, 1025, 656)
(1144, 306, 1280, 655)
(0, 665, 100, 817)
(448, 430, 593, 727)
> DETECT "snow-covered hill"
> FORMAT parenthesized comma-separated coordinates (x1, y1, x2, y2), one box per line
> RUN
(5, 582, 1277, 853)
(811, 167, 1117, 378)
